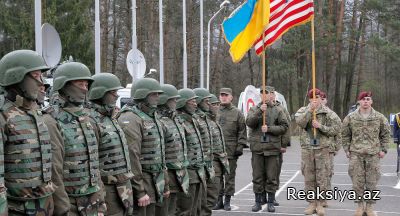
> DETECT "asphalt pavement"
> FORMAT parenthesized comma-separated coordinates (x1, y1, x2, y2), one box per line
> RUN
(213, 137, 400, 215)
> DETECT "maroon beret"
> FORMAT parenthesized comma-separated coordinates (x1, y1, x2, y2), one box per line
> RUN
(357, 91, 372, 101)
(320, 91, 327, 99)
(308, 88, 321, 98)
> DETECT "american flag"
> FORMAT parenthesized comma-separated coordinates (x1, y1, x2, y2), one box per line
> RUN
(254, 0, 314, 55)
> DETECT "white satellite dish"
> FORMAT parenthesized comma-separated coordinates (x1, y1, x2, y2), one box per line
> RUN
(126, 49, 146, 80)
(41, 23, 62, 67)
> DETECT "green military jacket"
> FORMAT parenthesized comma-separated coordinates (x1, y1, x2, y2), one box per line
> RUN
(218, 103, 247, 159)
(342, 108, 390, 155)
(295, 104, 342, 150)
(246, 102, 289, 155)
(275, 101, 291, 148)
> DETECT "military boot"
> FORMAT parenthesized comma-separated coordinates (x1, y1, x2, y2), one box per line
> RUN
(267, 192, 276, 212)
(260, 191, 267, 205)
(213, 195, 224, 210)
(316, 201, 325, 216)
(365, 203, 376, 216)
(354, 202, 364, 216)
(224, 195, 232, 211)
(273, 198, 280, 206)
(304, 201, 317, 215)
(251, 193, 262, 212)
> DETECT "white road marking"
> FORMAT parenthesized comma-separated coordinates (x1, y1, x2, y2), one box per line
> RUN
(395, 180, 400, 189)
(234, 182, 253, 196)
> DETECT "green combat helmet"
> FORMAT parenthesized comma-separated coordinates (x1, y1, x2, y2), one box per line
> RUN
(89, 73, 123, 100)
(53, 62, 93, 91)
(177, 88, 198, 109)
(193, 88, 211, 104)
(158, 84, 180, 105)
(209, 94, 219, 104)
(0, 50, 49, 87)
(131, 78, 163, 100)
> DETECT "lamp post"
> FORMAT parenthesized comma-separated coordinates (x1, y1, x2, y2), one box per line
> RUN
(206, 0, 230, 90)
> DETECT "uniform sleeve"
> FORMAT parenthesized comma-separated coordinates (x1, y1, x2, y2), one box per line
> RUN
(281, 109, 291, 148)
(237, 111, 247, 148)
(268, 108, 289, 136)
(118, 112, 147, 200)
(295, 106, 312, 129)
(379, 115, 391, 153)
(394, 115, 399, 143)
(0, 124, 8, 215)
(43, 114, 70, 215)
(334, 133, 342, 152)
(318, 111, 342, 137)
(341, 115, 352, 154)
(245, 106, 262, 129)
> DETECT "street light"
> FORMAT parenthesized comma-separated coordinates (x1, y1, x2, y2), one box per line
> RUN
(206, 0, 230, 90)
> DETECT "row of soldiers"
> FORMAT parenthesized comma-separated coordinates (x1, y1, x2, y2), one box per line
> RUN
(0, 49, 248, 216)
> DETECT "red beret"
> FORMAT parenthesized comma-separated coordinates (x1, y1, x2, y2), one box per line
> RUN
(357, 91, 372, 101)
(308, 88, 321, 98)
(320, 91, 327, 99)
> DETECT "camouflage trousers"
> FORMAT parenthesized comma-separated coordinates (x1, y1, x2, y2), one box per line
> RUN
(201, 159, 224, 216)
(69, 191, 107, 216)
(301, 148, 330, 202)
(176, 169, 204, 216)
(327, 152, 335, 190)
(0, 191, 7, 215)
(104, 181, 134, 216)
(348, 153, 381, 204)
(220, 158, 237, 196)
(8, 195, 53, 216)
(252, 153, 280, 193)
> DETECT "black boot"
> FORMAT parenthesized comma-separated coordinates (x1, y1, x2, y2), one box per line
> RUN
(213, 195, 224, 210)
(273, 198, 280, 206)
(224, 195, 232, 211)
(267, 192, 276, 212)
(252, 193, 262, 212)
(260, 191, 267, 205)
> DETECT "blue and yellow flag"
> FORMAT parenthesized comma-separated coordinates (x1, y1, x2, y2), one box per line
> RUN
(222, 0, 270, 63)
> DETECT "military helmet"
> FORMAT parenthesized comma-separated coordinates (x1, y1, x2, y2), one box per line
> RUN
(209, 94, 219, 104)
(131, 78, 163, 100)
(52, 62, 93, 91)
(177, 88, 198, 109)
(159, 84, 180, 105)
(0, 50, 50, 87)
(89, 73, 123, 100)
(193, 88, 211, 104)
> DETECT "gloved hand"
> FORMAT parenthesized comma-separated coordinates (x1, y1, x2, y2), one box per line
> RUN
(234, 145, 244, 157)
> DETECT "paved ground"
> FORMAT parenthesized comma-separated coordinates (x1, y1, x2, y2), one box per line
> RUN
(213, 137, 400, 215)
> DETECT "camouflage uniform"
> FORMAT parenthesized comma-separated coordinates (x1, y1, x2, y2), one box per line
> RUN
(246, 100, 289, 212)
(342, 108, 390, 204)
(295, 104, 341, 207)
(0, 117, 6, 216)
(327, 127, 342, 190)
(0, 50, 56, 215)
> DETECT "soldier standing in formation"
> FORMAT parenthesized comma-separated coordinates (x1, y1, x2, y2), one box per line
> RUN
(88, 73, 134, 215)
(215, 88, 247, 211)
(394, 112, 400, 178)
(246, 86, 289, 213)
(117, 78, 167, 216)
(342, 91, 391, 216)
(156, 84, 189, 216)
(44, 62, 106, 215)
(295, 89, 341, 216)
(204, 94, 230, 216)
(0, 50, 56, 215)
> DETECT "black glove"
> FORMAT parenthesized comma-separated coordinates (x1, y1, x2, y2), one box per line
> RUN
(234, 150, 243, 157)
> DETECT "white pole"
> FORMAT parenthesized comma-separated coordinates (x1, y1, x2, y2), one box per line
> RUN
(159, 0, 164, 84)
(34, 0, 42, 55)
(183, 0, 187, 88)
(199, 0, 204, 88)
(95, 0, 101, 74)
(131, 0, 137, 81)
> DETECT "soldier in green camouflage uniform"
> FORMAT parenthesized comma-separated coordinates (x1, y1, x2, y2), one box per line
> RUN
(204, 94, 230, 216)
(175, 88, 206, 216)
(216, 87, 247, 211)
(342, 91, 390, 216)
(246, 86, 289, 213)
(88, 73, 134, 216)
(43, 62, 106, 215)
(155, 84, 189, 216)
(0, 50, 56, 215)
(295, 89, 341, 216)
(37, 76, 50, 108)
(117, 78, 167, 216)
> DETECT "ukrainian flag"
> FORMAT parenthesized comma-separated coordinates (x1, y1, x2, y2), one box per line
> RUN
(222, 0, 270, 63)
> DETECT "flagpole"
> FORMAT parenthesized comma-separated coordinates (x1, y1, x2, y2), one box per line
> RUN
(261, 2, 267, 127)
(311, 17, 317, 138)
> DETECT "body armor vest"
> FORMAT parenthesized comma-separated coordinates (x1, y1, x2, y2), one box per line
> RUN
(194, 111, 213, 162)
(90, 107, 133, 184)
(1, 101, 54, 199)
(208, 118, 225, 156)
(178, 112, 204, 169)
(159, 113, 188, 170)
(124, 106, 164, 173)
(56, 107, 100, 196)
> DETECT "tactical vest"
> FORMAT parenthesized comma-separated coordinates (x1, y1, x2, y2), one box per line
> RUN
(90, 109, 133, 184)
(179, 112, 204, 169)
(195, 112, 213, 162)
(1, 101, 53, 198)
(159, 115, 188, 170)
(127, 106, 164, 173)
(56, 108, 100, 196)
(208, 119, 225, 155)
